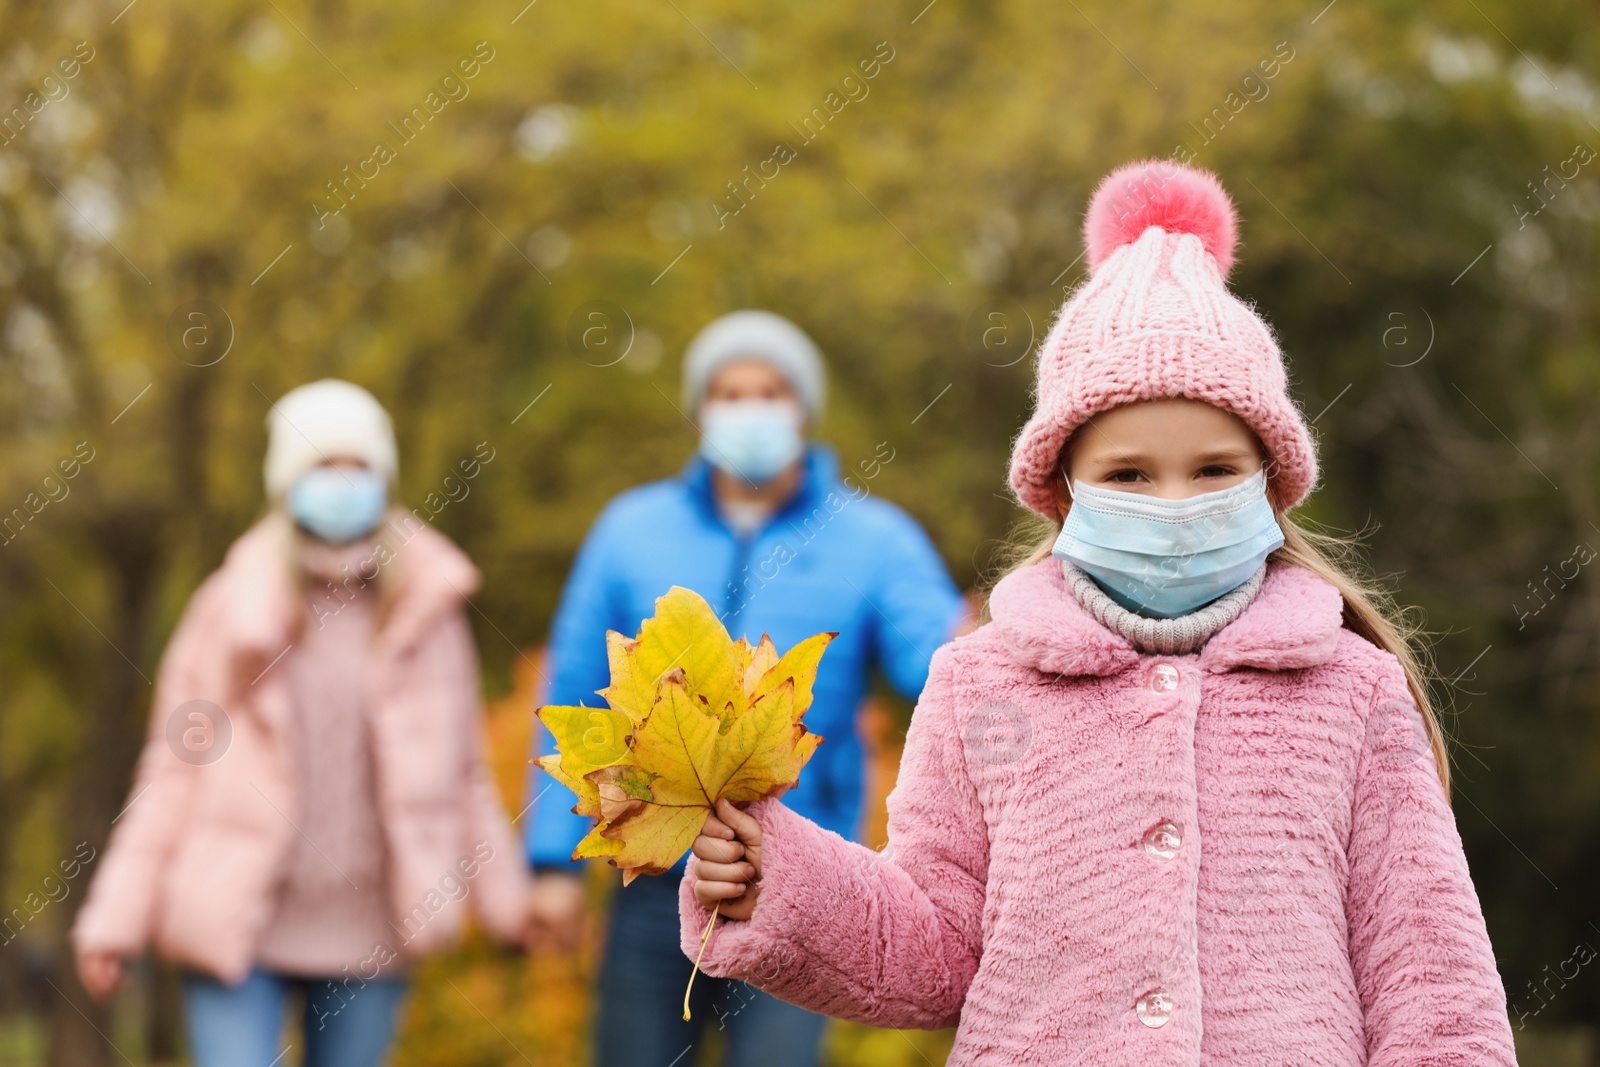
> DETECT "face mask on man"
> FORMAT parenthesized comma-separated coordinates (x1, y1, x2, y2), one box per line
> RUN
(698, 399, 805, 485)
(1051, 469, 1284, 618)
(287, 466, 388, 544)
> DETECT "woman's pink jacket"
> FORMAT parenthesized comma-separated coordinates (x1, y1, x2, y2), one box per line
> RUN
(680, 560, 1517, 1066)
(72, 517, 528, 984)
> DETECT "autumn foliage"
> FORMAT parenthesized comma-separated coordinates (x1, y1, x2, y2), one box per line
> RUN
(536, 586, 833, 883)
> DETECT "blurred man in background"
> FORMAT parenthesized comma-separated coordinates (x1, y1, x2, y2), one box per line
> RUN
(525, 310, 967, 1067)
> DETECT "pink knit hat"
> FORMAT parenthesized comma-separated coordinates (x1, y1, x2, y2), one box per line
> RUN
(1008, 160, 1319, 517)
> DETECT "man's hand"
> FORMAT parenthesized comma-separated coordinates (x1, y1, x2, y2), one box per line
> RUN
(525, 871, 586, 952)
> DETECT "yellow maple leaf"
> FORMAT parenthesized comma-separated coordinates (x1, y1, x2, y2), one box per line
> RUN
(536, 586, 834, 885)
(598, 586, 743, 724)
(531, 703, 631, 821)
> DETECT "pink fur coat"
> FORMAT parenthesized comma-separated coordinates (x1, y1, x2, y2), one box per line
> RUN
(680, 559, 1517, 1066)
(73, 517, 528, 984)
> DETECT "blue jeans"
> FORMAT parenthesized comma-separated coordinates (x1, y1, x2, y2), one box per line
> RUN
(182, 966, 409, 1067)
(595, 871, 827, 1067)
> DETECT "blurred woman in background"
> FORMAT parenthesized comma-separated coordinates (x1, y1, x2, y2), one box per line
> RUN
(71, 379, 529, 1067)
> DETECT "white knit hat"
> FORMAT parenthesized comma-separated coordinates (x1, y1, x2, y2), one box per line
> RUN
(680, 310, 826, 418)
(263, 379, 397, 500)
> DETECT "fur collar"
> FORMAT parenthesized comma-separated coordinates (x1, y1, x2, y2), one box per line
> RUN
(987, 558, 1344, 676)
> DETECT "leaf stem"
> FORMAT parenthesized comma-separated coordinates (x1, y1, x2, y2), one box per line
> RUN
(682, 902, 720, 1021)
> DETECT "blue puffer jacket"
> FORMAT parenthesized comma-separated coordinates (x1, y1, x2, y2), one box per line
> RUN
(526, 445, 966, 872)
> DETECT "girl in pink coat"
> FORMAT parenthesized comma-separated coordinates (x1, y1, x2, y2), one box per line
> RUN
(72, 380, 528, 1067)
(682, 162, 1519, 1065)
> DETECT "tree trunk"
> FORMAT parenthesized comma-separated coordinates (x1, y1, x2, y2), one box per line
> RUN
(148, 964, 183, 1064)
(47, 517, 161, 1067)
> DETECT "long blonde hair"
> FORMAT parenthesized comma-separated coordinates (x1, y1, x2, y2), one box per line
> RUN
(267, 507, 412, 637)
(987, 494, 1452, 796)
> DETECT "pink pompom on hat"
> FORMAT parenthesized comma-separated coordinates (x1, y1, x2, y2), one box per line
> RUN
(1008, 159, 1319, 517)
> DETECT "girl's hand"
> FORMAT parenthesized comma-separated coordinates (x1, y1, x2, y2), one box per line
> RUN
(691, 798, 763, 920)
(77, 949, 123, 1003)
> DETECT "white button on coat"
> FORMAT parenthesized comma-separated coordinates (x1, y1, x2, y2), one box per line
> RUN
(1148, 662, 1180, 692)
(1143, 821, 1182, 860)
(1137, 988, 1174, 1027)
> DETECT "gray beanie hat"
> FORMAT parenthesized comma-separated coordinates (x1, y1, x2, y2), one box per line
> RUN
(680, 310, 826, 418)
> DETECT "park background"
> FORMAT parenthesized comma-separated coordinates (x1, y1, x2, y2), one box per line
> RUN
(1, 0, 1599, 1062)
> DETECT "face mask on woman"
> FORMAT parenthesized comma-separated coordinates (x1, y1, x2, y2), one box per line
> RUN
(1051, 469, 1284, 618)
(287, 466, 388, 544)
(698, 399, 804, 485)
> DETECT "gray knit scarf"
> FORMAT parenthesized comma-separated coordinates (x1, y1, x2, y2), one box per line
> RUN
(1059, 559, 1268, 656)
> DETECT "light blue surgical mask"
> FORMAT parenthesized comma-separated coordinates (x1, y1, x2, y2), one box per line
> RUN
(287, 466, 388, 544)
(698, 400, 804, 485)
(1052, 469, 1283, 619)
